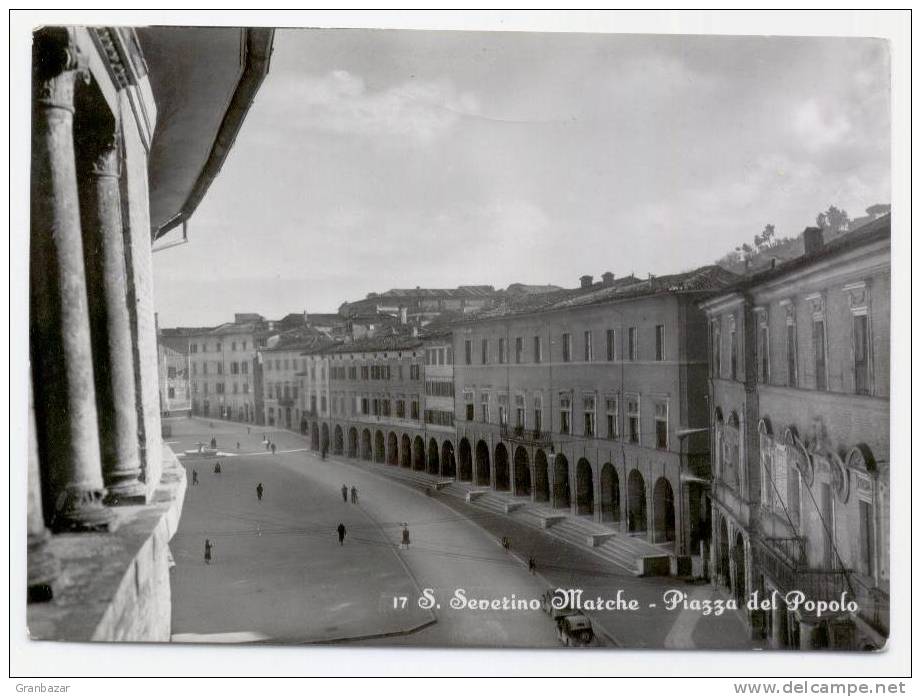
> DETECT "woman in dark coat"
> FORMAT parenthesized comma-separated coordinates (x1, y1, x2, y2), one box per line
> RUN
(204, 539, 214, 564)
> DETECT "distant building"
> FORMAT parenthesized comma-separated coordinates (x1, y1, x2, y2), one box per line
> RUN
(700, 215, 890, 650)
(157, 344, 191, 416)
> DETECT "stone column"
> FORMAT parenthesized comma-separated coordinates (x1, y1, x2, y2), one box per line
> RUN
(30, 28, 113, 531)
(80, 131, 146, 504)
(28, 383, 58, 603)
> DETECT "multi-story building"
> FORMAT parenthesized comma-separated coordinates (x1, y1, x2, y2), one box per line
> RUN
(157, 343, 191, 416)
(422, 329, 457, 476)
(700, 215, 890, 650)
(26, 25, 273, 640)
(259, 331, 333, 430)
(316, 336, 428, 470)
(187, 322, 260, 421)
(300, 346, 334, 446)
(451, 267, 737, 557)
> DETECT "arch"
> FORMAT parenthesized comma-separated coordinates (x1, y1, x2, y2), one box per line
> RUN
(458, 438, 472, 481)
(552, 454, 571, 509)
(401, 434, 411, 468)
(333, 425, 344, 455)
(427, 438, 440, 475)
(513, 446, 531, 497)
(627, 469, 647, 533)
(475, 440, 491, 486)
(300, 419, 308, 434)
(600, 463, 620, 523)
(321, 423, 330, 454)
(576, 458, 594, 516)
(495, 443, 510, 491)
(534, 449, 550, 502)
(733, 531, 747, 605)
(387, 432, 399, 465)
(374, 430, 385, 463)
(348, 427, 358, 458)
(310, 422, 320, 451)
(441, 440, 456, 478)
(413, 436, 425, 471)
(361, 428, 372, 461)
(652, 477, 676, 543)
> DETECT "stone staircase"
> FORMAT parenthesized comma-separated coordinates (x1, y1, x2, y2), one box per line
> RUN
(338, 457, 670, 577)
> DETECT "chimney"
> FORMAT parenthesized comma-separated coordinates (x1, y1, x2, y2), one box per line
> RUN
(803, 226, 824, 256)
(601, 271, 615, 287)
(580, 274, 593, 289)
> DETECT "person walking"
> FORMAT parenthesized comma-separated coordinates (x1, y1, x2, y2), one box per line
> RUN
(271, 442, 277, 455)
(341, 485, 348, 503)
(528, 556, 537, 575)
(204, 539, 214, 565)
(400, 523, 411, 550)
(337, 523, 346, 546)
(350, 486, 358, 504)
(256, 482, 264, 501)
(191, 470, 198, 486)
(236, 441, 240, 450)
(213, 461, 222, 474)
(210, 435, 217, 449)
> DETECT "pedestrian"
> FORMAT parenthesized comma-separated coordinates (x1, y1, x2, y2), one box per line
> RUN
(192, 470, 198, 486)
(350, 486, 358, 504)
(400, 524, 411, 550)
(337, 523, 346, 546)
(271, 442, 277, 455)
(204, 539, 214, 564)
(528, 556, 536, 575)
(256, 482, 264, 501)
(210, 435, 216, 449)
(236, 441, 240, 450)
(213, 461, 221, 474)
(341, 485, 348, 503)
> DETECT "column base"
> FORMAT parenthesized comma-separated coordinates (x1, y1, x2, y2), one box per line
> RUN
(53, 486, 117, 532)
(103, 476, 147, 506)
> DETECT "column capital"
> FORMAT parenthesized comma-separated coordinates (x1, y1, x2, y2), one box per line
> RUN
(32, 27, 89, 112)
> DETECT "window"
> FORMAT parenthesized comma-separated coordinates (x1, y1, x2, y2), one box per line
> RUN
(410, 364, 421, 380)
(584, 331, 593, 362)
(481, 338, 488, 365)
(498, 338, 507, 364)
(655, 325, 665, 361)
(786, 317, 797, 387)
(167, 386, 175, 399)
(533, 393, 543, 433)
(813, 317, 827, 390)
(559, 392, 571, 434)
(464, 390, 474, 421)
(167, 366, 177, 379)
(515, 337, 523, 364)
(853, 313, 870, 395)
(627, 396, 640, 444)
(654, 402, 668, 449)
(216, 362, 223, 375)
(465, 340, 472, 365)
(498, 393, 508, 425)
(606, 397, 619, 439)
(243, 383, 249, 394)
(515, 394, 525, 428)
(562, 333, 572, 362)
(361, 398, 369, 415)
(243, 341, 247, 350)
(275, 359, 280, 370)
(533, 336, 542, 363)
(606, 329, 616, 361)
(712, 322, 721, 377)
(858, 500, 874, 576)
(758, 317, 770, 383)
(216, 382, 225, 394)
(192, 382, 198, 394)
(190, 343, 198, 354)
(216, 342, 222, 352)
(241, 361, 248, 375)
(730, 319, 738, 380)
(583, 394, 596, 437)
(396, 399, 406, 418)
(192, 362, 197, 375)
(628, 327, 637, 361)
(411, 400, 420, 420)
(231, 341, 236, 351)
(480, 392, 490, 423)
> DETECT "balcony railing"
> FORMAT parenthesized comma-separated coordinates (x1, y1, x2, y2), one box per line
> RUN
(500, 423, 553, 447)
(753, 535, 854, 604)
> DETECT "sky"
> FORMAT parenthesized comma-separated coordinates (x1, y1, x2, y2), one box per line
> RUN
(151, 28, 891, 327)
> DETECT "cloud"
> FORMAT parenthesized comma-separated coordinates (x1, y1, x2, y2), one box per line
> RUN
(269, 69, 480, 144)
(792, 98, 853, 152)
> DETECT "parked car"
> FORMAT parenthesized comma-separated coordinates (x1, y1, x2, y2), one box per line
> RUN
(557, 613, 595, 647)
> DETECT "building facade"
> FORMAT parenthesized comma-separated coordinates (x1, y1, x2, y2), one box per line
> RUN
(450, 268, 736, 556)
(27, 26, 273, 640)
(157, 343, 191, 416)
(701, 216, 890, 650)
(188, 324, 260, 422)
